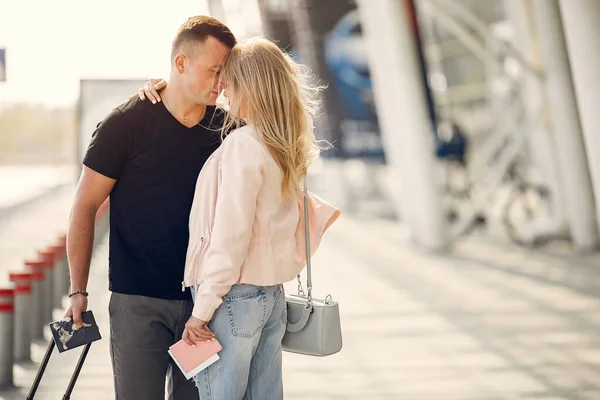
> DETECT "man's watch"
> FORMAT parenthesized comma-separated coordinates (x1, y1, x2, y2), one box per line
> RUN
(68, 290, 89, 298)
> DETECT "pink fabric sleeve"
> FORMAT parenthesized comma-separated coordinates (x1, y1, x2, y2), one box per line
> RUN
(192, 133, 265, 321)
(295, 191, 341, 267)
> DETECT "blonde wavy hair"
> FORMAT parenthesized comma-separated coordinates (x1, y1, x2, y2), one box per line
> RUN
(219, 37, 324, 203)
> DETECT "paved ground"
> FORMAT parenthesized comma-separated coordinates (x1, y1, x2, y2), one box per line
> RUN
(0, 184, 75, 286)
(2, 189, 600, 399)
(0, 165, 74, 211)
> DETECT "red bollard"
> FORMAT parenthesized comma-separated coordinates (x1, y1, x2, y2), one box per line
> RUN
(47, 244, 67, 308)
(28, 270, 45, 341)
(9, 272, 33, 362)
(37, 250, 56, 322)
(0, 288, 15, 388)
(25, 260, 50, 339)
(56, 235, 70, 297)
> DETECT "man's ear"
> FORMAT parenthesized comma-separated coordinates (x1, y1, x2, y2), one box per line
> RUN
(174, 53, 187, 73)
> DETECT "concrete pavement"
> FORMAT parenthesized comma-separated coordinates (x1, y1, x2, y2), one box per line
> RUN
(1, 195, 600, 399)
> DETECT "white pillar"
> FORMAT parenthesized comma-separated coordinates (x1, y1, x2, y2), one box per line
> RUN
(206, 0, 226, 21)
(356, 0, 448, 251)
(531, 0, 599, 251)
(505, 0, 568, 239)
(559, 0, 600, 229)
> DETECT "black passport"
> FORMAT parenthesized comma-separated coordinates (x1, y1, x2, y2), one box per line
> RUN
(48, 310, 102, 353)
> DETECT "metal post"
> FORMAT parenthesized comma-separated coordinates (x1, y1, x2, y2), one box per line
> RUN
(559, 0, 600, 229)
(530, 0, 600, 251)
(59, 235, 70, 293)
(9, 273, 33, 362)
(37, 250, 56, 322)
(356, 0, 448, 251)
(25, 261, 49, 338)
(48, 245, 67, 308)
(26, 269, 45, 341)
(505, 0, 568, 240)
(0, 288, 15, 388)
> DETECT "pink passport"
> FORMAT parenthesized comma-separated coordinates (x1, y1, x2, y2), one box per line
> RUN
(168, 338, 222, 380)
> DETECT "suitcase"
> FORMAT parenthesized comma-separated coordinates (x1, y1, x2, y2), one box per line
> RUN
(27, 310, 101, 400)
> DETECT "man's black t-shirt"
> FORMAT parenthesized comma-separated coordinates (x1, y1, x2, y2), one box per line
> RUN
(83, 98, 225, 300)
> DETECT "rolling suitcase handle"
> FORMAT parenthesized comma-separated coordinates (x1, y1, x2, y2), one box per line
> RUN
(27, 310, 101, 399)
(26, 340, 93, 400)
(26, 340, 55, 400)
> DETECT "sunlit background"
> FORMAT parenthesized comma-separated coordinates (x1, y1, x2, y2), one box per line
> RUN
(0, 0, 263, 106)
(3, 0, 600, 398)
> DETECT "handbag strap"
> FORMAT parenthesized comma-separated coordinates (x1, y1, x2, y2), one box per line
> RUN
(296, 177, 313, 306)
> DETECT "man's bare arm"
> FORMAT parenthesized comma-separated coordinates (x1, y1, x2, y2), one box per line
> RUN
(65, 166, 115, 326)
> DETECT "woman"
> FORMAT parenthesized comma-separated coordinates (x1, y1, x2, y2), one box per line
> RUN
(143, 37, 339, 399)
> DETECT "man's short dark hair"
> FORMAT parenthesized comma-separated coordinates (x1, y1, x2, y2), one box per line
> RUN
(171, 16, 237, 60)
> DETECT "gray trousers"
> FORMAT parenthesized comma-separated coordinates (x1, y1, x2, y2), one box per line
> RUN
(109, 292, 199, 400)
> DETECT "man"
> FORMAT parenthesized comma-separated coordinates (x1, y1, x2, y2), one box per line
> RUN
(64, 16, 236, 400)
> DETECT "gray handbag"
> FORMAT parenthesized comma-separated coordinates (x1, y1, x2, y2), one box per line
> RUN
(282, 182, 342, 357)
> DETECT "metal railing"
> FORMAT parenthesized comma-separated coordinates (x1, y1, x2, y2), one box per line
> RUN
(0, 202, 109, 389)
(419, 0, 555, 245)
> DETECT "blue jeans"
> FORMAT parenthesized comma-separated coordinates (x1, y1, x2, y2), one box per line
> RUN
(190, 284, 286, 400)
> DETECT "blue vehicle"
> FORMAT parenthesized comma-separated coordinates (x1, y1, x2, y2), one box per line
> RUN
(323, 9, 466, 162)
(324, 9, 376, 121)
